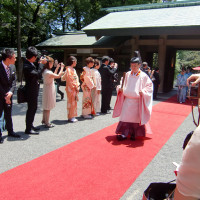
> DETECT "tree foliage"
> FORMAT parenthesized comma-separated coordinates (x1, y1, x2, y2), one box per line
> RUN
(0, 0, 161, 48)
(176, 51, 200, 77)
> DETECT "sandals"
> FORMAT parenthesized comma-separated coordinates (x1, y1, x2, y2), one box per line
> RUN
(44, 123, 55, 128)
(42, 120, 54, 128)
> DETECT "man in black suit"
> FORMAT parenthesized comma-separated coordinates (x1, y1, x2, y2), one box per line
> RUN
(0, 48, 20, 143)
(23, 46, 45, 135)
(99, 56, 118, 114)
(151, 67, 160, 100)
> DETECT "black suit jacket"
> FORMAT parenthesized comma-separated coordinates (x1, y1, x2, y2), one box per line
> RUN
(23, 59, 43, 100)
(99, 64, 117, 89)
(153, 71, 160, 85)
(0, 62, 16, 101)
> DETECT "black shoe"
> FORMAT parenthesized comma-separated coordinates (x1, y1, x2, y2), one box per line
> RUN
(117, 134, 127, 141)
(31, 126, 40, 131)
(0, 136, 3, 144)
(8, 132, 21, 138)
(25, 130, 39, 135)
(61, 93, 64, 100)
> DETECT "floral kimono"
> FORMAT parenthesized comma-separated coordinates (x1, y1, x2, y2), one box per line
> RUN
(62, 66, 80, 119)
(81, 67, 95, 116)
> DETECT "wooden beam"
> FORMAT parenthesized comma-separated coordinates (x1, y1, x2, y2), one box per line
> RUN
(167, 39, 200, 47)
(137, 39, 200, 48)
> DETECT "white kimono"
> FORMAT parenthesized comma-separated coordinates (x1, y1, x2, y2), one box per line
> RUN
(120, 70, 153, 125)
(116, 70, 153, 137)
(91, 68, 101, 113)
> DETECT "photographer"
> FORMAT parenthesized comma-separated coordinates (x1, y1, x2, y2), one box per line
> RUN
(41, 57, 64, 128)
(23, 46, 47, 135)
(174, 73, 200, 200)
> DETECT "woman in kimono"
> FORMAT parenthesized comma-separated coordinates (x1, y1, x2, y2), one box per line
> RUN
(61, 56, 80, 123)
(91, 59, 101, 115)
(81, 57, 95, 119)
(115, 56, 153, 141)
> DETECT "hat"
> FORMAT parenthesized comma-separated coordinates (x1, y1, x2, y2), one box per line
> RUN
(130, 57, 140, 63)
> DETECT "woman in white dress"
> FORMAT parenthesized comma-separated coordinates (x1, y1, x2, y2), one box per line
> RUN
(42, 56, 64, 128)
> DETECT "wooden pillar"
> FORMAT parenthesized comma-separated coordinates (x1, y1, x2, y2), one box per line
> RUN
(163, 47, 176, 92)
(158, 35, 167, 92)
(130, 36, 139, 57)
(64, 50, 68, 65)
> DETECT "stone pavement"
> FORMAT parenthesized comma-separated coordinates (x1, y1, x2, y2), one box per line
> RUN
(0, 85, 197, 200)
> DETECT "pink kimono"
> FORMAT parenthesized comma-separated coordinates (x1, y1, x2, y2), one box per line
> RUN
(81, 67, 95, 116)
(115, 70, 153, 137)
(62, 66, 80, 119)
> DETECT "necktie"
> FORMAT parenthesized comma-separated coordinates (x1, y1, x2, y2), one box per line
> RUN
(6, 66, 10, 79)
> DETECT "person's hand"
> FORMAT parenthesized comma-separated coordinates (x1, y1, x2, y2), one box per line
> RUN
(5, 92, 12, 104)
(6, 99, 11, 105)
(187, 74, 200, 86)
(60, 62, 65, 68)
(56, 63, 61, 68)
(139, 91, 142, 96)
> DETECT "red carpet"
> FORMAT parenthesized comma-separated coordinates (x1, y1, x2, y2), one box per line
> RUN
(0, 96, 192, 200)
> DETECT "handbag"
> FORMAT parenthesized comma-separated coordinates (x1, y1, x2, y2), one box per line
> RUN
(17, 68, 27, 104)
(17, 85, 27, 103)
(142, 180, 176, 200)
(182, 130, 194, 150)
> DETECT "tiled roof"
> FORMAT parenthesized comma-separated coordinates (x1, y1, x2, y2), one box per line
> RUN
(36, 32, 129, 48)
(36, 32, 96, 47)
(103, 0, 200, 12)
(84, 5, 200, 30)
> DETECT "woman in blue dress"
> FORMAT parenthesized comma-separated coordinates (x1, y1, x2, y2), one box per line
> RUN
(177, 67, 187, 103)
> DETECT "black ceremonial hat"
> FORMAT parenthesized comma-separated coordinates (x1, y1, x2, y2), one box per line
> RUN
(130, 57, 140, 63)
(130, 51, 141, 63)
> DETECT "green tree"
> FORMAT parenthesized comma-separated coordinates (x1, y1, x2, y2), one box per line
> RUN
(0, 0, 163, 47)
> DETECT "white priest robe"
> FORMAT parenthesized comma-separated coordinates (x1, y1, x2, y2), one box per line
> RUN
(116, 70, 153, 138)
(120, 70, 153, 124)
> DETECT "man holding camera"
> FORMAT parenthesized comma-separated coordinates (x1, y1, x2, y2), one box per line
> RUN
(23, 46, 46, 135)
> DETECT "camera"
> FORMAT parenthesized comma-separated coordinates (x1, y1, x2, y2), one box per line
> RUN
(187, 82, 200, 99)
